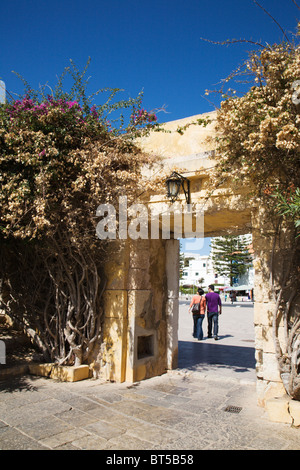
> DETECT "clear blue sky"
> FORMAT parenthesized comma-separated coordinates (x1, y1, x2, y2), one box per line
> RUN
(1, 0, 299, 254)
(1, 0, 298, 120)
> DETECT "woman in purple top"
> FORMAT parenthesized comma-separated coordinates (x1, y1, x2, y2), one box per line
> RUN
(205, 285, 222, 340)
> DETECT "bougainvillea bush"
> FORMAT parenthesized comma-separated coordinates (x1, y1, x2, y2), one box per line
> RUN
(0, 61, 160, 366)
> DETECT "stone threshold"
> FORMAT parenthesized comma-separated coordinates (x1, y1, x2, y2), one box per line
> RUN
(266, 395, 300, 427)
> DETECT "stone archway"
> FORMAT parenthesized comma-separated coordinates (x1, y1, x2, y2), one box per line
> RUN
(96, 112, 291, 408)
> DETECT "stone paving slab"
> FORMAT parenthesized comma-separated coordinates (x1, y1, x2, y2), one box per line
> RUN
(0, 371, 299, 451)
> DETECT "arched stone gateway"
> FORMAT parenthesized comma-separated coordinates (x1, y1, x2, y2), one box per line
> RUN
(95, 111, 296, 409)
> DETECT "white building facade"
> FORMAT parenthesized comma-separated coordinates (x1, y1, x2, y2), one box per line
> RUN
(180, 243, 254, 291)
(180, 253, 230, 289)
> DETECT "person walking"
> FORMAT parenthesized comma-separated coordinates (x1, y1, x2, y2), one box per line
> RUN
(229, 291, 236, 304)
(205, 284, 222, 340)
(188, 288, 206, 340)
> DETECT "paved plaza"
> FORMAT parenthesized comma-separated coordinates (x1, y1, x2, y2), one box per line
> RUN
(178, 299, 256, 383)
(0, 301, 299, 451)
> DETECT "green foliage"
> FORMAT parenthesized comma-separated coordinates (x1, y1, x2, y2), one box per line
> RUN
(179, 285, 203, 295)
(176, 117, 212, 135)
(272, 184, 300, 236)
(210, 235, 253, 286)
(10, 58, 159, 137)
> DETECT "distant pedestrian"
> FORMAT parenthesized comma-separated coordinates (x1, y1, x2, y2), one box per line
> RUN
(229, 291, 236, 304)
(205, 285, 222, 340)
(188, 288, 206, 340)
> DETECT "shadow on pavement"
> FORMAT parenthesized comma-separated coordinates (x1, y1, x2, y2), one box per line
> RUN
(178, 340, 256, 375)
(0, 374, 40, 394)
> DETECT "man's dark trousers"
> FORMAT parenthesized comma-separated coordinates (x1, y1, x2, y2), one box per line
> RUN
(207, 311, 219, 338)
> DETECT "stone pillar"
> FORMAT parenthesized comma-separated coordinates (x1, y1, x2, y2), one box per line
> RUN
(125, 239, 167, 383)
(96, 240, 130, 382)
(165, 239, 179, 370)
(252, 208, 296, 406)
(97, 238, 178, 383)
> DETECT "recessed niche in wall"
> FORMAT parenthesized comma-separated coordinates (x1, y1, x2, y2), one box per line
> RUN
(137, 334, 154, 360)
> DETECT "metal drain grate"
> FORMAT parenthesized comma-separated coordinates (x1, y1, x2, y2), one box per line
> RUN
(224, 405, 242, 414)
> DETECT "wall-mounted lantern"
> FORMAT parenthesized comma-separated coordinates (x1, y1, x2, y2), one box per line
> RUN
(166, 171, 190, 204)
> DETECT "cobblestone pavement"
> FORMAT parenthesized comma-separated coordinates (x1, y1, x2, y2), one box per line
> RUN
(0, 302, 299, 451)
